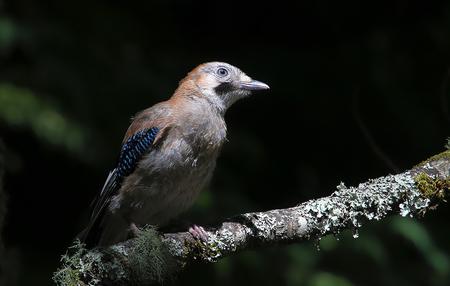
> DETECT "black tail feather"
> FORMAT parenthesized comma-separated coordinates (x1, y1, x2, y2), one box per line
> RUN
(77, 204, 108, 248)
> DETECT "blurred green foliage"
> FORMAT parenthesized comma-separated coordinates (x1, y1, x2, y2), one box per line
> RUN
(0, 84, 86, 154)
(391, 218, 449, 279)
(0, 17, 16, 49)
(308, 272, 353, 286)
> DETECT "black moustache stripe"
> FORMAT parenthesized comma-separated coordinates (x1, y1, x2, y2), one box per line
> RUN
(214, 82, 234, 95)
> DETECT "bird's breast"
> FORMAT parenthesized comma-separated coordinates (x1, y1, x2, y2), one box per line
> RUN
(117, 114, 226, 226)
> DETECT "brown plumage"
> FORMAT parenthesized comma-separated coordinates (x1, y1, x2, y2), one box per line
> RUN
(80, 62, 269, 247)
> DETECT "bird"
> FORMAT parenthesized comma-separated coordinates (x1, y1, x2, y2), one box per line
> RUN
(80, 62, 270, 247)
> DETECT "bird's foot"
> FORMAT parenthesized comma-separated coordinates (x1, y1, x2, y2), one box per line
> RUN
(188, 225, 209, 242)
(128, 222, 142, 238)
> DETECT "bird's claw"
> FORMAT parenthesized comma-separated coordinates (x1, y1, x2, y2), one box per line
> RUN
(128, 222, 142, 238)
(188, 225, 209, 242)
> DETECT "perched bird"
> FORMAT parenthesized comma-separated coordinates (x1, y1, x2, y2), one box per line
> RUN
(81, 62, 269, 247)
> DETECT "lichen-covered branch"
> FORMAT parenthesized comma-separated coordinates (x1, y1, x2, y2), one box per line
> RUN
(54, 150, 450, 286)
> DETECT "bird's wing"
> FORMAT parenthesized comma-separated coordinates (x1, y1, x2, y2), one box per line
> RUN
(90, 102, 173, 221)
(81, 125, 165, 247)
(90, 127, 160, 220)
(80, 103, 174, 247)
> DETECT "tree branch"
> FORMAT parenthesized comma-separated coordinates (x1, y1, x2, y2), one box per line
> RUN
(54, 151, 450, 286)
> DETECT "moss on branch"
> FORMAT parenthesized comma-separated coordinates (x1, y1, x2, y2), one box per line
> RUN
(414, 173, 450, 201)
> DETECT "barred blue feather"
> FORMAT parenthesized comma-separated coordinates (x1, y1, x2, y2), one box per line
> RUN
(116, 127, 160, 180)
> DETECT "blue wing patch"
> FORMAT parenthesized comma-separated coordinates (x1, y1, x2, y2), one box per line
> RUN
(116, 127, 160, 180)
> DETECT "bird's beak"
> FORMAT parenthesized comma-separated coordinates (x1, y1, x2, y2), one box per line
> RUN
(240, 79, 270, 91)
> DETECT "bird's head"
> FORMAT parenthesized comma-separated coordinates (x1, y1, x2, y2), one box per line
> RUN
(177, 62, 269, 113)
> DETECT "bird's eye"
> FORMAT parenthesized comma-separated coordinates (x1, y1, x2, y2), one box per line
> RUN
(216, 67, 229, 77)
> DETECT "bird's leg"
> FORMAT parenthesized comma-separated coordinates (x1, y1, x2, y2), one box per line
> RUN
(188, 224, 209, 242)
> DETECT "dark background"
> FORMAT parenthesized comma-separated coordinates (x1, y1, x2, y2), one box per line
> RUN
(0, 0, 449, 285)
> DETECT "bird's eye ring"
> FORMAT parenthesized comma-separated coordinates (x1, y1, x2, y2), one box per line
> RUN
(216, 67, 229, 77)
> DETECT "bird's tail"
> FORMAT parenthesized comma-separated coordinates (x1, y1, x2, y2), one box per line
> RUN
(78, 213, 129, 247)
(78, 170, 124, 248)
(77, 212, 105, 248)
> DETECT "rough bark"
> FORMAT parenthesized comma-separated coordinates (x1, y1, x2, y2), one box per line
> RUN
(54, 150, 450, 286)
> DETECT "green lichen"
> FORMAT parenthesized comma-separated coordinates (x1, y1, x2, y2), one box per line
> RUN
(415, 150, 450, 168)
(414, 173, 450, 201)
(128, 227, 177, 285)
(446, 138, 450, 150)
(196, 240, 222, 262)
(53, 240, 88, 286)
